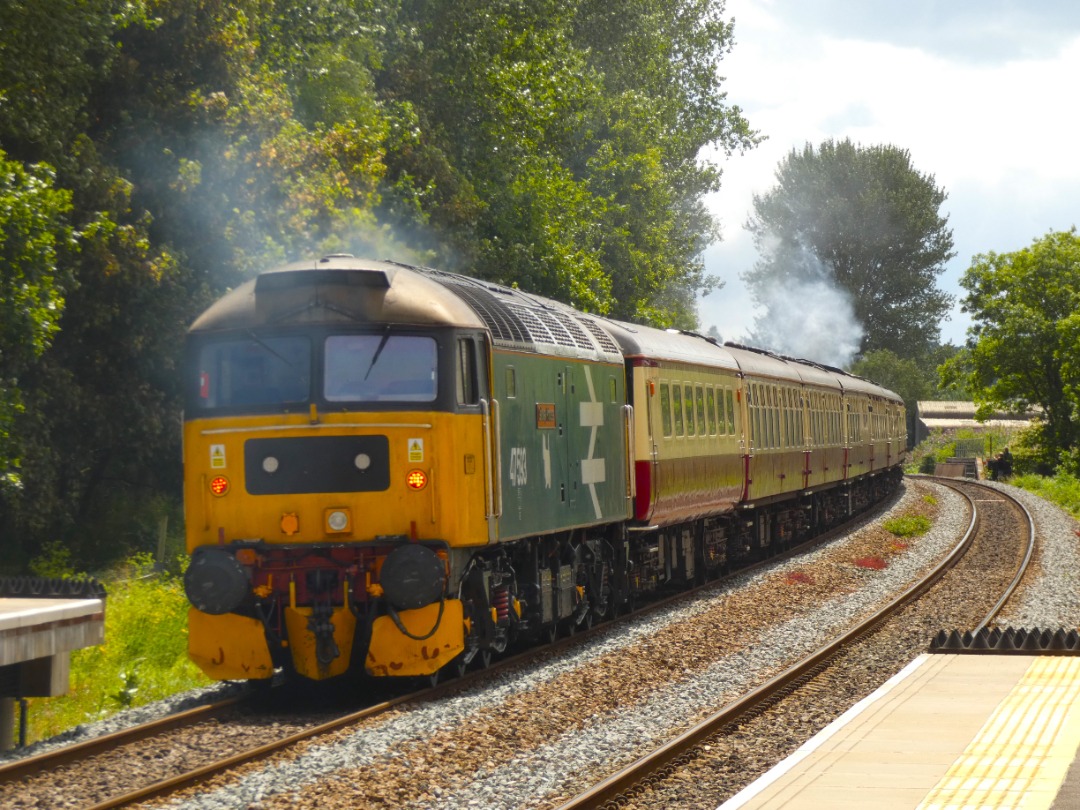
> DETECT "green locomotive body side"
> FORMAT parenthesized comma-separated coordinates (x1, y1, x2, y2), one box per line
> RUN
(493, 350, 632, 540)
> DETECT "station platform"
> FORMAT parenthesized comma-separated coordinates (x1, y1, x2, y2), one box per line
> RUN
(0, 580, 105, 750)
(720, 653, 1080, 810)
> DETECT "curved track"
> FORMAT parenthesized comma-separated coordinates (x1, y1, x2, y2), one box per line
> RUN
(0, 489, 910, 809)
(556, 476, 1036, 810)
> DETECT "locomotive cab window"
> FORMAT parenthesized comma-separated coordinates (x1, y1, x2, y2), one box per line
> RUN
(324, 334, 437, 402)
(457, 338, 480, 405)
(194, 335, 311, 410)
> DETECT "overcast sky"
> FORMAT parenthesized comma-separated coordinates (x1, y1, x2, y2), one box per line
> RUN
(699, 0, 1080, 349)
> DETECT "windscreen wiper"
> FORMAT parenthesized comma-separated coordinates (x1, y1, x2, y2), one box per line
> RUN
(363, 328, 391, 380)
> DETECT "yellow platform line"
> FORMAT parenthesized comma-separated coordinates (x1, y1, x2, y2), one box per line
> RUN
(918, 656, 1080, 809)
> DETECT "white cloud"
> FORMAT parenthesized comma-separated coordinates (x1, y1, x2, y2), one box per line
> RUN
(700, 1, 1080, 350)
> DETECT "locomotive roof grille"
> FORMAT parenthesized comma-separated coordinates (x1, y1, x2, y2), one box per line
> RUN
(435, 280, 531, 343)
(425, 271, 614, 357)
(576, 316, 622, 354)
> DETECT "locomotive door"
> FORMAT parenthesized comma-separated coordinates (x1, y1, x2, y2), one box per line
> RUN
(560, 365, 577, 512)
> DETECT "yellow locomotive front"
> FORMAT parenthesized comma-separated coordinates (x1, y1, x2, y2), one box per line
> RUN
(182, 257, 493, 681)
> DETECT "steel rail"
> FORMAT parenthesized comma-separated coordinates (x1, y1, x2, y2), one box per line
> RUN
(0, 696, 246, 784)
(2, 483, 905, 809)
(556, 477, 986, 810)
(968, 482, 1037, 633)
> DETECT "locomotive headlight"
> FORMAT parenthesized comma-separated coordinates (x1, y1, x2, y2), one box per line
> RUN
(355, 453, 371, 471)
(325, 508, 351, 534)
(262, 456, 279, 474)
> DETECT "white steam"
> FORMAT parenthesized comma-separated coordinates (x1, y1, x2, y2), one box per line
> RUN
(746, 236, 864, 368)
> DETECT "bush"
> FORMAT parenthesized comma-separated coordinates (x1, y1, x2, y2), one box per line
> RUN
(1010, 472, 1080, 520)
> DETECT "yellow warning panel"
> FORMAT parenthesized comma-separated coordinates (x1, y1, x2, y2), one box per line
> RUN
(918, 656, 1080, 809)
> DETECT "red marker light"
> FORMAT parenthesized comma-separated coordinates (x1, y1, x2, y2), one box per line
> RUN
(406, 469, 428, 490)
(209, 476, 230, 496)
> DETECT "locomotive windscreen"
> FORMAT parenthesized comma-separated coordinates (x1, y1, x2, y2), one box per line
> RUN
(194, 335, 311, 410)
(323, 334, 437, 402)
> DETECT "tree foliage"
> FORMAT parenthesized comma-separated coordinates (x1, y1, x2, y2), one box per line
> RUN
(745, 139, 954, 359)
(941, 229, 1080, 471)
(0, 152, 76, 479)
(0, 0, 754, 567)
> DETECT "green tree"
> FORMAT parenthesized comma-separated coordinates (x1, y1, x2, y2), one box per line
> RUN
(746, 139, 954, 358)
(942, 229, 1080, 471)
(377, 0, 757, 325)
(0, 153, 76, 482)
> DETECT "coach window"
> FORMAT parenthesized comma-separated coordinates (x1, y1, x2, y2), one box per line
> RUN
(695, 385, 706, 438)
(673, 384, 685, 436)
(684, 385, 695, 436)
(456, 338, 480, 406)
(725, 388, 735, 434)
(660, 383, 673, 437)
(706, 387, 717, 435)
(768, 386, 779, 449)
(751, 384, 762, 448)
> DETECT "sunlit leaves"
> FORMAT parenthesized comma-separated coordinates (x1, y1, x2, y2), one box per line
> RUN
(949, 229, 1080, 469)
(0, 152, 75, 474)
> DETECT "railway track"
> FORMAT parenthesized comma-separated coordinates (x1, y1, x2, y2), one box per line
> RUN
(556, 477, 1037, 810)
(0, 487, 913, 810)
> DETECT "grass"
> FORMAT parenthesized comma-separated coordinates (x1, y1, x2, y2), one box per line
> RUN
(1009, 472, 1080, 520)
(882, 514, 932, 538)
(25, 554, 211, 745)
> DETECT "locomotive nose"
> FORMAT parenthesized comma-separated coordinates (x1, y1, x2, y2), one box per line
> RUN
(184, 547, 250, 614)
(379, 544, 446, 610)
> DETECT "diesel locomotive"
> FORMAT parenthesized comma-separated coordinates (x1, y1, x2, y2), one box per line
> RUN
(182, 255, 906, 682)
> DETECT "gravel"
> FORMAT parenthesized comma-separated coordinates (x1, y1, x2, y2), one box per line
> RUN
(11, 476, 1078, 810)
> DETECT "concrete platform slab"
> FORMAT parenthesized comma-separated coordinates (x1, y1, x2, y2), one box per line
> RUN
(720, 654, 1080, 810)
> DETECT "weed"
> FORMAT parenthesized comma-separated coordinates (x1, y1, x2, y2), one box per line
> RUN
(883, 514, 932, 537)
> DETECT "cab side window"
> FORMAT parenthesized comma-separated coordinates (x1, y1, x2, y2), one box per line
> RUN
(456, 338, 479, 405)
